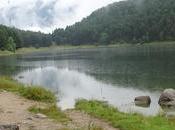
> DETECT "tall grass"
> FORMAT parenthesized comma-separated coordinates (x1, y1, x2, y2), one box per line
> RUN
(0, 77, 56, 103)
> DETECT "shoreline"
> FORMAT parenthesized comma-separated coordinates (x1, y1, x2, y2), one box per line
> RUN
(1, 41, 175, 57)
(0, 77, 115, 130)
(0, 77, 175, 130)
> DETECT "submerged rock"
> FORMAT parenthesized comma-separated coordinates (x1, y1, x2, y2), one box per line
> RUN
(134, 96, 151, 107)
(158, 89, 175, 107)
(18, 76, 24, 79)
(0, 125, 19, 130)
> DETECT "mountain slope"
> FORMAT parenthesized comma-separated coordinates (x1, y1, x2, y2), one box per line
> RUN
(53, 0, 175, 45)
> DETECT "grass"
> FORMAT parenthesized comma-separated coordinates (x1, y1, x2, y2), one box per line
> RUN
(1, 76, 175, 129)
(1, 41, 175, 57)
(58, 123, 103, 130)
(0, 47, 49, 56)
(75, 99, 175, 130)
(29, 105, 69, 123)
(0, 76, 70, 122)
(0, 76, 56, 103)
(60, 126, 103, 130)
(19, 86, 56, 103)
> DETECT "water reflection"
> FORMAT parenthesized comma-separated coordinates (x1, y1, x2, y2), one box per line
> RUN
(16, 66, 161, 116)
(1, 46, 175, 116)
(161, 106, 175, 119)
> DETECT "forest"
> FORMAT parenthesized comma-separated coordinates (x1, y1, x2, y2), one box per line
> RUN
(1, 0, 175, 51)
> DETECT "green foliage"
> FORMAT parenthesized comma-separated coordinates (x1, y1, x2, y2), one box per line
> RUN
(2, 0, 175, 49)
(0, 24, 52, 51)
(53, 0, 175, 45)
(29, 105, 69, 122)
(75, 99, 175, 130)
(5, 37, 16, 52)
(19, 86, 56, 103)
(0, 77, 56, 103)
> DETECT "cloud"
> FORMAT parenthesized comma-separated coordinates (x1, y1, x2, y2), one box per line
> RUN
(0, 0, 120, 33)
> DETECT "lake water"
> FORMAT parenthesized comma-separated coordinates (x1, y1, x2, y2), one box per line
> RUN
(1, 45, 175, 116)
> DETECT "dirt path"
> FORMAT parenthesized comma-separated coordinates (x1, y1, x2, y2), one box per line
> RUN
(65, 110, 118, 130)
(0, 92, 118, 130)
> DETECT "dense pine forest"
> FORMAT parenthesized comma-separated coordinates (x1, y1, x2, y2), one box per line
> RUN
(1, 0, 175, 51)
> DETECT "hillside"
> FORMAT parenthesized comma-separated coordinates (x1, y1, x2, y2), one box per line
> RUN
(0, 25, 51, 51)
(53, 0, 175, 45)
(1, 0, 175, 51)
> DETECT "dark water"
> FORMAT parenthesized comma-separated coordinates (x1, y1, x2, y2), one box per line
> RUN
(1, 45, 175, 116)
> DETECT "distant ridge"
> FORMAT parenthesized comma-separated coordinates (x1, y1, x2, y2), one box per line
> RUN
(53, 0, 175, 45)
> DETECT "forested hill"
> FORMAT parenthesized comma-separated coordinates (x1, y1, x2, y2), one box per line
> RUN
(0, 25, 51, 51)
(53, 0, 175, 45)
(1, 0, 175, 52)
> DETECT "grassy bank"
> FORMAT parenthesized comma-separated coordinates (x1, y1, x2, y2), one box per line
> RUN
(0, 77, 56, 103)
(75, 99, 175, 130)
(1, 41, 175, 56)
(0, 77, 69, 122)
(0, 47, 50, 56)
(1, 77, 175, 130)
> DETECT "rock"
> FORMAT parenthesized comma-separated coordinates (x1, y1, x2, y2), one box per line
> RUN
(158, 89, 175, 107)
(26, 117, 33, 120)
(18, 76, 24, 79)
(34, 113, 47, 119)
(134, 96, 151, 107)
(0, 125, 19, 130)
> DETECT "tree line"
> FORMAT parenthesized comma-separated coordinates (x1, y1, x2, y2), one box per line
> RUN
(1, 0, 175, 52)
(0, 25, 52, 52)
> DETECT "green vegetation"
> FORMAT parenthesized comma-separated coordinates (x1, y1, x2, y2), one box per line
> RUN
(2, 0, 175, 51)
(53, 0, 175, 45)
(19, 86, 56, 103)
(75, 99, 175, 130)
(0, 24, 51, 52)
(29, 105, 69, 122)
(0, 76, 69, 122)
(59, 125, 103, 130)
(0, 77, 56, 103)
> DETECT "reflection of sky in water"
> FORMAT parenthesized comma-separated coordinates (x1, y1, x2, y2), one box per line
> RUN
(15, 66, 161, 116)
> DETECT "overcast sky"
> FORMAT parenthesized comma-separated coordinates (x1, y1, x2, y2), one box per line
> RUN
(0, 0, 120, 33)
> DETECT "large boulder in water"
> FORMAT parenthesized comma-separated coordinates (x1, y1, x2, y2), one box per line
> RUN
(0, 125, 19, 130)
(158, 89, 175, 107)
(134, 96, 151, 107)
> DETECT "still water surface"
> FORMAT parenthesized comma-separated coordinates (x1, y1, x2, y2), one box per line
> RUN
(1, 45, 175, 116)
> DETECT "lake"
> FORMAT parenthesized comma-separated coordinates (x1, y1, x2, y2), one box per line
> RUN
(1, 44, 175, 116)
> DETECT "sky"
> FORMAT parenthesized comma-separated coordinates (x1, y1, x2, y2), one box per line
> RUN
(0, 0, 120, 33)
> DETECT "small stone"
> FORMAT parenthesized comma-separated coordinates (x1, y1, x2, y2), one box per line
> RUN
(2, 90, 7, 93)
(34, 113, 47, 119)
(6, 111, 13, 114)
(26, 117, 33, 120)
(0, 124, 19, 130)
